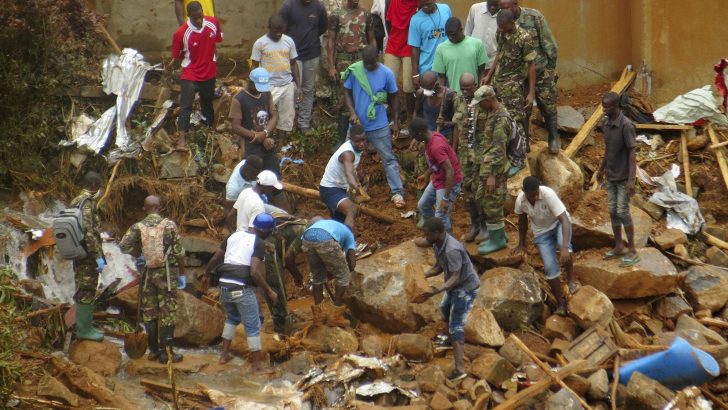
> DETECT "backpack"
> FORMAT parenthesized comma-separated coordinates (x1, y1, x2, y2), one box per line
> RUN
(139, 219, 172, 269)
(498, 111, 528, 169)
(53, 197, 91, 260)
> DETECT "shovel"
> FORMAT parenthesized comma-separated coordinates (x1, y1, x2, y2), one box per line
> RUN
(124, 284, 148, 359)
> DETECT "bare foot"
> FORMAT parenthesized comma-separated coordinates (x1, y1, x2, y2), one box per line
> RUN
(253, 366, 275, 375)
(219, 354, 232, 365)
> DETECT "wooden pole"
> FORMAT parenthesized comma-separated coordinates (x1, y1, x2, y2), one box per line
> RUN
(564, 67, 636, 158)
(611, 355, 620, 410)
(704, 232, 728, 253)
(509, 335, 593, 410)
(282, 182, 402, 225)
(700, 387, 728, 410)
(493, 360, 588, 410)
(97, 160, 122, 208)
(709, 140, 728, 150)
(708, 124, 728, 193)
(681, 131, 693, 197)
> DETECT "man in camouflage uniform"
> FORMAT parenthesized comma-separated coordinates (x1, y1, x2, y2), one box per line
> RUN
(471, 86, 512, 255)
(500, 0, 559, 153)
(452, 72, 488, 243)
(120, 195, 186, 363)
(484, 8, 535, 163)
(72, 171, 105, 342)
(326, 0, 376, 142)
(261, 205, 308, 334)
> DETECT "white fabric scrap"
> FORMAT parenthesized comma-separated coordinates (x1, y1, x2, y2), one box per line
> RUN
(648, 167, 705, 234)
(653, 85, 728, 126)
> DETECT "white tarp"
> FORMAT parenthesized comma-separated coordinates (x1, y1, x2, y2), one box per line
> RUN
(653, 85, 728, 126)
(649, 167, 705, 235)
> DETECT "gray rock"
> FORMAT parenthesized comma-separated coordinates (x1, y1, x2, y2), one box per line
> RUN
(683, 265, 728, 312)
(572, 205, 652, 250)
(477, 267, 544, 331)
(655, 295, 693, 319)
(588, 369, 610, 400)
(626, 372, 675, 410)
(159, 151, 199, 179)
(546, 388, 584, 410)
(557, 106, 586, 133)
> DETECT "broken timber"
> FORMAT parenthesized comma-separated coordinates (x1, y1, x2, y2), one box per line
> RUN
(681, 130, 693, 196)
(564, 66, 636, 158)
(635, 123, 693, 131)
(282, 182, 401, 225)
(707, 124, 728, 192)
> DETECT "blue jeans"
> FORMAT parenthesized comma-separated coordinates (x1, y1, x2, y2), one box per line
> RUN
(440, 288, 478, 343)
(533, 222, 573, 280)
(418, 181, 461, 231)
(220, 286, 261, 350)
(606, 180, 633, 228)
(366, 126, 404, 196)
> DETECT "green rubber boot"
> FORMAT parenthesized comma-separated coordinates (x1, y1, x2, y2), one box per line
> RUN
(478, 225, 508, 255)
(75, 303, 104, 341)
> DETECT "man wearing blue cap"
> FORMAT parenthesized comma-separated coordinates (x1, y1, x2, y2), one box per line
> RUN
(229, 67, 280, 175)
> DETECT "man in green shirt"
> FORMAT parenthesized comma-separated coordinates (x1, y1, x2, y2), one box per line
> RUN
(432, 17, 488, 95)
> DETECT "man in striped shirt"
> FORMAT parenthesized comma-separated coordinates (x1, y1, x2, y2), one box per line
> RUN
(172, 1, 223, 151)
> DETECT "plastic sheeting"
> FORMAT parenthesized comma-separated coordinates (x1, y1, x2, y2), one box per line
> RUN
(648, 167, 705, 235)
(64, 49, 157, 154)
(653, 85, 728, 126)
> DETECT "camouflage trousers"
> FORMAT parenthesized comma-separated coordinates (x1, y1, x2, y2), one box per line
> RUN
(494, 79, 528, 130)
(457, 146, 480, 201)
(475, 172, 508, 228)
(535, 64, 558, 119)
(74, 257, 99, 304)
(141, 267, 178, 326)
(264, 237, 290, 334)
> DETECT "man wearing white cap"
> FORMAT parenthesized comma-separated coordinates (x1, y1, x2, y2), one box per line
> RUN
(229, 67, 280, 175)
(226, 170, 283, 232)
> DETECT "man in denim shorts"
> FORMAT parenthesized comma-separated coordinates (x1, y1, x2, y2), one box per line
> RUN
(418, 217, 479, 382)
(513, 176, 573, 314)
(597, 91, 639, 267)
(204, 213, 279, 372)
(301, 217, 357, 306)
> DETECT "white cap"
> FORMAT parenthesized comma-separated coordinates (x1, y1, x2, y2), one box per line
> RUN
(256, 170, 283, 190)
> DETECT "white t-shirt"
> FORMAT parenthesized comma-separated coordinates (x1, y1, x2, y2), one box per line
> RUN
(233, 188, 265, 231)
(514, 186, 570, 237)
(320, 140, 362, 189)
(225, 160, 257, 201)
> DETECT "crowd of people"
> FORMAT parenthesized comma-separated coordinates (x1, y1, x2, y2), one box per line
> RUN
(66, 0, 641, 380)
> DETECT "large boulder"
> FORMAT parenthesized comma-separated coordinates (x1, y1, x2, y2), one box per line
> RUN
(465, 307, 505, 347)
(477, 267, 544, 331)
(570, 191, 652, 250)
(683, 265, 728, 312)
(568, 285, 614, 330)
(574, 248, 682, 299)
(69, 340, 121, 376)
(348, 240, 442, 333)
(530, 149, 585, 209)
(394, 333, 434, 362)
(302, 325, 358, 354)
(37, 374, 79, 406)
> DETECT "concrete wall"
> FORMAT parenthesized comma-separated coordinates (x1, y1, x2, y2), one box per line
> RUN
(94, 0, 728, 103)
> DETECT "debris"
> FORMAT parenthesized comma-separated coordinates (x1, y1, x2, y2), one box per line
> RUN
(706, 246, 728, 268)
(545, 388, 584, 410)
(653, 85, 728, 126)
(655, 229, 689, 251)
(49, 357, 135, 410)
(587, 369, 610, 400)
(37, 374, 79, 407)
(415, 365, 446, 393)
(477, 267, 544, 331)
(302, 325, 359, 354)
(681, 130, 694, 196)
(464, 307, 505, 347)
(625, 372, 675, 410)
(656, 295, 694, 320)
(355, 380, 416, 399)
(393, 334, 433, 362)
(68, 340, 121, 377)
(470, 351, 515, 386)
(543, 315, 579, 342)
(574, 248, 682, 299)
(429, 391, 454, 410)
(707, 124, 728, 192)
(675, 315, 727, 346)
(563, 325, 617, 367)
(556, 106, 586, 133)
(568, 286, 614, 329)
(159, 151, 200, 179)
(684, 265, 728, 312)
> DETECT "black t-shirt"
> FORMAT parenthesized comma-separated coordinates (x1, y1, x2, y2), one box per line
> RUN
(279, 0, 328, 60)
(233, 90, 272, 158)
(601, 113, 637, 182)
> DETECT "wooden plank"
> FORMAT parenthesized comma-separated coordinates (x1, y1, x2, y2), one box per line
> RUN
(710, 140, 728, 150)
(563, 326, 617, 367)
(681, 131, 693, 196)
(635, 123, 693, 130)
(611, 355, 620, 410)
(492, 360, 588, 410)
(564, 67, 636, 158)
(708, 125, 728, 193)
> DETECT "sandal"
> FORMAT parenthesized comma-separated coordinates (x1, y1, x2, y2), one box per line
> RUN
(604, 250, 626, 260)
(620, 255, 641, 267)
(391, 194, 405, 209)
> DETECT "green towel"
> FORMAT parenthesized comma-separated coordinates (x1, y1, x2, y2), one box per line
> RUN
(341, 61, 387, 121)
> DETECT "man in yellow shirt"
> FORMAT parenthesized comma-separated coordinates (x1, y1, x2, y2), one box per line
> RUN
(175, 0, 215, 25)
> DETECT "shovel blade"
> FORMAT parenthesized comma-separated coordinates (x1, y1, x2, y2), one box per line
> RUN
(124, 331, 148, 359)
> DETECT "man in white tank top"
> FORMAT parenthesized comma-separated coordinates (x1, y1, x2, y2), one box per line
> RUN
(319, 124, 368, 230)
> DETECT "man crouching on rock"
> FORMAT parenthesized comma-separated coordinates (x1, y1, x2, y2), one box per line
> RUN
(417, 217, 480, 382)
(120, 195, 186, 363)
(204, 213, 279, 373)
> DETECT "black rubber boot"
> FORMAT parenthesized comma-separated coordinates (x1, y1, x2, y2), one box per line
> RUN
(145, 320, 160, 361)
(462, 201, 481, 242)
(337, 114, 350, 144)
(546, 113, 561, 154)
(158, 325, 183, 364)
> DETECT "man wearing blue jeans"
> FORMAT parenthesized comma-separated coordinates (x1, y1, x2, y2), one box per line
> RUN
(418, 217, 479, 381)
(204, 213, 279, 372)
(343, 46, 406, 208)
(408, 118, 463, 246)
(513, 176, 573, 314)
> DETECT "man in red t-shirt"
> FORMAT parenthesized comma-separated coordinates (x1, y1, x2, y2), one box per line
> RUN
(171, 1, 223, 151)
(384, 0, 418, 122)
(409, 117, 463, 246)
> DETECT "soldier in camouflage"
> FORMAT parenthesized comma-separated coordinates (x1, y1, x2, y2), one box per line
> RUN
(120, 195, 186, 363)
(483, 8, 535, 171)
(470, 86, 512, 255)
(71, 171, 105, 342)
(452, 72, 489, 243)
(326, 0, 376, 142)
(500, 0, 560, 154)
